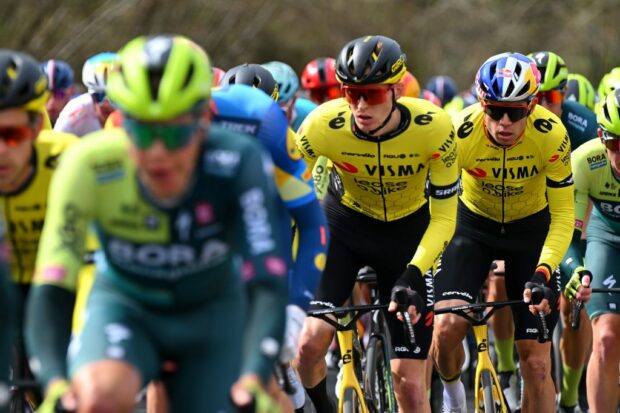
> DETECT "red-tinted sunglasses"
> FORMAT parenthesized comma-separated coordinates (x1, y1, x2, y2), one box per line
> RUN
(0, 126, 34, 147)
(602, 130, 620, 151)
(537, 89, 564, 104)
(341, 85, 394, 105)
(309, 86, 341, 104)
(482, 101, 531, 122)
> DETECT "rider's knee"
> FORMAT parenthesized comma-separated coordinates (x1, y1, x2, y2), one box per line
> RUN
(296, 320, 332, 368)
(520, 354, 549, 383)
(394, 376, 427, 408)
(72, 362, 140, 413)
(433, 314, 467, 352)
(593, 327, 620, 361)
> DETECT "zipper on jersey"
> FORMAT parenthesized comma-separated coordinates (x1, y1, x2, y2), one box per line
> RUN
(501, 146, 506, 234)
(376, 140, 388, 221)
(3, 198, 25, 282)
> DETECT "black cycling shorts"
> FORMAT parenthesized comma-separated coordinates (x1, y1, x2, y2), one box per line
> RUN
(310, 194, 434, 359)
(434, 201, 560, 341)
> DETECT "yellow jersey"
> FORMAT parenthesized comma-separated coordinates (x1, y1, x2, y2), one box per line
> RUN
(296, 97, 459, 273)
(454, 103, 574, 271)
(1, 131, 78, 283)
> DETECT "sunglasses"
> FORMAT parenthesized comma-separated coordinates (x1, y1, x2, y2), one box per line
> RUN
(602, 130, 620, 151)
(537, 89, 564, 104)
(341, 85, 393, 105)
(482, 102, 531, 122)
(123, 117, 200, 151)
(91, 91, 108, 104)
(0, 126, 34, 147)
(309, 86, 341, 103)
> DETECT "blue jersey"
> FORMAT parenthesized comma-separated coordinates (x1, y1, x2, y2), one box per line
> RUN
(561, 100, 598, 150)
(291, 97, 317, 132)
(211, 84, 327, 309)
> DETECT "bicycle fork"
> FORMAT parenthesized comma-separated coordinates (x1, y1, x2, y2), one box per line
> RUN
(336, 329, 370, 413)
(472, 324, 508, 412)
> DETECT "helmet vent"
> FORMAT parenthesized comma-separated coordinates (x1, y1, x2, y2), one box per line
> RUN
(182, 64, 194, 90)
(148, 69, 163, 100)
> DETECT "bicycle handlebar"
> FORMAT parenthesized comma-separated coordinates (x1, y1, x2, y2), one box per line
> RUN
(307, 303, 417, 347)
(571, 287, 620, 330)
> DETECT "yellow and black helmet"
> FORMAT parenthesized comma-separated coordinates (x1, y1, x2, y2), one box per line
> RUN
(336, 35, 406, 85)
(0, 50, 48, 112)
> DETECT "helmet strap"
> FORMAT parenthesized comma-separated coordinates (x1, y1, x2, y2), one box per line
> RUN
(368, 89, 397, 136)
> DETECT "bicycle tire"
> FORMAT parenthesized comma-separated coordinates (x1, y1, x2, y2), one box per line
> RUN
(343, 387, 361, 413)
(480, 370, 497, 413)
(364, 336, 392, 413)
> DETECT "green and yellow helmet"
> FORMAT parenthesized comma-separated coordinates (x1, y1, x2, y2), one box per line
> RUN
(107, 34, 212, 121)
(597, 67, 620, 101)
(528, 51, 568, 92)
(565, 73, 595, 110)
(597, 89, 620, 135)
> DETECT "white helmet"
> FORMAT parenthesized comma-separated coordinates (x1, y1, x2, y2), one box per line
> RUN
(82, 52, 118, 93)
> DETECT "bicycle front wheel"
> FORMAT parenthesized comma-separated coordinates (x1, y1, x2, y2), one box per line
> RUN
(364, 336, 393, 413)
(343, 387, 362, 413)
(480, 370, 497, 413)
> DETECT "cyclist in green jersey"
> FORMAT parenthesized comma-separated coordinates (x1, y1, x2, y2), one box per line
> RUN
(25, 34, 288, 413)
(562, 89, 620, 413)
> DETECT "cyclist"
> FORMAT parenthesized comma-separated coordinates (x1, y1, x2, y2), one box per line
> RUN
(0, 50, 80, 409)
(25, 34, 287, 413)
(529, 50, 598, 411)
(561, 89, 620, 413)
(424, 75, 458, 107)
(54, 52, 117, 137)
(432, 52, 573, 413)
(300, 57, 340, 105)
(212, 78, 328, 411)
(565, 73, 596, 111)
(262, 60, 318, 131)
(597, 67, 620, 103)
(39, 59, 75, 125)
(294, 35, 459, 413)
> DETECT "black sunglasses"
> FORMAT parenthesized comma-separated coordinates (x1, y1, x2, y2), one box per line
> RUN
(482, 103, 530, 122)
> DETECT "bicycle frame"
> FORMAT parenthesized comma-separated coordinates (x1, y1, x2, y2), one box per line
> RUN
(335, 313, 370, 413)
(471, 323, 508, 412)
(435, 299, 531, 413)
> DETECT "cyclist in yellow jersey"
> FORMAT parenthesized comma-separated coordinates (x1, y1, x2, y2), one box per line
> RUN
(431, 52, 574, 413)
(0, 50, 84, 407)
(294, 35, 458, 413)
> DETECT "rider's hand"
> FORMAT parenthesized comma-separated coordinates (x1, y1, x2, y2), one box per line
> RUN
(523, 269, 555, 316)
(37, 378, 76, 413)
(388, 265, 425, 324)
(279, 304, 306, 364)
(230, 374, 282, 413)
(564, 266, 592, 303)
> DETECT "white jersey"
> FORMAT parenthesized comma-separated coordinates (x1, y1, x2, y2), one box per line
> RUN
(54, 93, 101, 137)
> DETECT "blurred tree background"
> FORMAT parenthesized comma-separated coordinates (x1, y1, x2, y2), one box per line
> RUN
(1, 0, 619, 92)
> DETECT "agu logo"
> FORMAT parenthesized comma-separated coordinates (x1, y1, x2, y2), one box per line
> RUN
(548, 154, 560, 163)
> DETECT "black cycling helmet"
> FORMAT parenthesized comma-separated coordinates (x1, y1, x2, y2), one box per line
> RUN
(221, 63, 279, 101)
(335, 35, 407, 85)
(0, 50, 48, 112)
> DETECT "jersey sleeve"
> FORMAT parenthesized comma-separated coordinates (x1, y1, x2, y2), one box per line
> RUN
(409, 112, 459, 273)
(233, 145, 288, 383)
(561, 145, 591, 276)
(25, 142, 96, 388)
(295, 110, 325, 172)
(539, 129, 575, 275)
